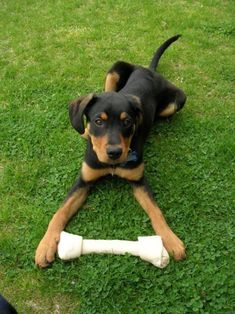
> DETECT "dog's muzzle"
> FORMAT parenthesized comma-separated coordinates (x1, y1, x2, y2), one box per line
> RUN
(106, 146, 122, 160)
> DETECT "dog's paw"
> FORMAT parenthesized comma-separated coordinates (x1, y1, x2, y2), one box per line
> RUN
(161, 230, 186, 261)
(35, 232, 60, 268)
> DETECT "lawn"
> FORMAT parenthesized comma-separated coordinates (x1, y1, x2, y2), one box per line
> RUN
(0, 0, 234, 313)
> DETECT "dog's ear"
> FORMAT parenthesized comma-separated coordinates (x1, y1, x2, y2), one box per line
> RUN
(69, 93, 97, 134)
(128, 95, 143, 127)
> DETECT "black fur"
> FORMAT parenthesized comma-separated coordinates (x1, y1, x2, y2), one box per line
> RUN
(35, 35, 187, 268)
(149, 34, 182, 71)
(69, 35, 186, 174)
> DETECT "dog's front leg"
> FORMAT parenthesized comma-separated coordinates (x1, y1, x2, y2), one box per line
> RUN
(132, 177, 186, 261)
(35, 177, 90, 268)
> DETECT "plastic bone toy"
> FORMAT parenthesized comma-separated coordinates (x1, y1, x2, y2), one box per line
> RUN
(57, 231, 169, 268)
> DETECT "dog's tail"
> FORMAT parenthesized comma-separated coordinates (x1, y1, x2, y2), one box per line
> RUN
(149, 34, 181, 71)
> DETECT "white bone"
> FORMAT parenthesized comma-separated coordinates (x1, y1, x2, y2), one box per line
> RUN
(57, 231, 169, 268)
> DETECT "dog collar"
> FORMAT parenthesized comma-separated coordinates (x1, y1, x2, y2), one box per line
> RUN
(119, 150, 138, 167)
(126, 150, 138, 162)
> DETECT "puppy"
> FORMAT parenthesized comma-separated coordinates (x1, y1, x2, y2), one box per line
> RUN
(35, 35, 186, 267)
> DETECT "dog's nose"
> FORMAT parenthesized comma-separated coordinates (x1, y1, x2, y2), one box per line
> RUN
(107, 147, 122, 160)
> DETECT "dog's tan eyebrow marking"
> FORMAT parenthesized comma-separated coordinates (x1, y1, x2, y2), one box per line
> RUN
(100, 112, 108, 120)
(120, 112, 128, 120)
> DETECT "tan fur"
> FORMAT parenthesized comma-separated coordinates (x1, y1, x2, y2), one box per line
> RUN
(81, 162, 110, 182)
(115, 163, 144, 180)
(81, 162, 144, 182)
(120, 134, 133, 161)
(81, 122, 90, 139)
(120, 112, 128, 120)
(104, 72, 120, 92)
(35, 187, 89, 267)
(133, 186, 186, 260)
(90, 132, 133, 164)
(100, 112, 108, 120)
(90, 134, 109, 163)
(158, 103, 177, 117)
(81, 127, 89, 139)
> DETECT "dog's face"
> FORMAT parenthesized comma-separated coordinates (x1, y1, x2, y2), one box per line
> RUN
(69, 92, 142, 164)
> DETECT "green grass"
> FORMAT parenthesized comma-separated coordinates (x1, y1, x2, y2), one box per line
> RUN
(0, 0, 234, 313)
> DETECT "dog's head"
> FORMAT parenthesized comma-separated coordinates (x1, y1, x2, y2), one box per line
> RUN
(69, 92, 142, 164)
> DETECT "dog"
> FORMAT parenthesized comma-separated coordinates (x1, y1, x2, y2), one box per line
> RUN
(35, 34, 186, 267)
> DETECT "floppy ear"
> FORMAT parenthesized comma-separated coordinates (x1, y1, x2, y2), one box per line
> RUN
(128, 95, 143, 127)
(69, 93, 96, 134)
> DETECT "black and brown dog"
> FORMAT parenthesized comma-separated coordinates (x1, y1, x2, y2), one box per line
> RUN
(35, 35, 187, 267)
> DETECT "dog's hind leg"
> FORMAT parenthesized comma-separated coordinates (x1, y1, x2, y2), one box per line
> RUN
(158, 103, 178, 118)
(104, 61, 135, 92)
(157, 85, 187, 118)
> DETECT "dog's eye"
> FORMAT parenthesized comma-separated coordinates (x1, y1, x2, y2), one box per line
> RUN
(123, 118, 133, 128)
(95, 118, 103, 126)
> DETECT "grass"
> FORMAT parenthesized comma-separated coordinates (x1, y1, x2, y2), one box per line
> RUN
(0, 0, 234, 313)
